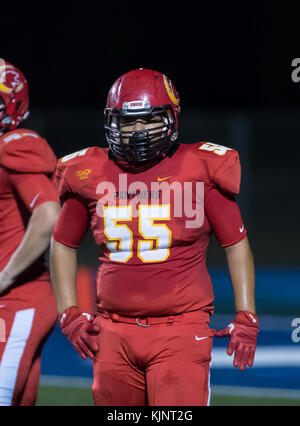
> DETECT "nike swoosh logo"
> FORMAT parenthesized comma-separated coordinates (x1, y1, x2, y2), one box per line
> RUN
(30, 193, 40, 209)
(82, 313, 91, 321)
(195, 335, 208, 341)
(157, 176, 171, 182)
(239, 225, 244, 233)
(60, 313, 66, 324)
(249, 313, 257, 323)
(228, 323, 235, 334)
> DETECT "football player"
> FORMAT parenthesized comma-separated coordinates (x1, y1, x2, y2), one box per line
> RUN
(50, 69, 259, 406)
(0, 60, 60, 405)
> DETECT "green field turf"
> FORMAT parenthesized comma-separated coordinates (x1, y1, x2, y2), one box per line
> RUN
(36, 386, 300, 406)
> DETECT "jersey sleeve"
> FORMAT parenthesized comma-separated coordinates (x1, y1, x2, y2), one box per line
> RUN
(205, 186, 247, 247)
(52, 149, 92, 246)
(196, 142, 241, 194)
(213, 150, 241, 194)
(52, 197, 89, 248)
(55, 165, 73, 204)
(0, 129, 57, 174)
(8, 173, 59, 213)
(54, 147, 92, 203)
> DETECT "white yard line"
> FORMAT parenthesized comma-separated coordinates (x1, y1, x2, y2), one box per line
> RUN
(211, 345, 300, 368)
(211, 385, 300, 400)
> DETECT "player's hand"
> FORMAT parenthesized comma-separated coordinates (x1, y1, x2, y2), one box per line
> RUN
(211, 311, 259, 370)
(59, 306, 100, 360)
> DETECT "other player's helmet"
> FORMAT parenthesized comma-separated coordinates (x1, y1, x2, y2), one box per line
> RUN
(104, 68, 180, 165)
(0, 60, 29, 132)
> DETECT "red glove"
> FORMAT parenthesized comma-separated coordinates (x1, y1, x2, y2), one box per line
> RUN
(59, 306, 100, 360)
(212, 311, 259, 370)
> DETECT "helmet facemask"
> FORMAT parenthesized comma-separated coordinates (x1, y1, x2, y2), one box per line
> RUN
(0, 95, 30, 132)
(105, 104, 178, 165)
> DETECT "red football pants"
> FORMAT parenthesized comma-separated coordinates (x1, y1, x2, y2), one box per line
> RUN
(0, 281, 58, 406)
(92, 311, 213, 406)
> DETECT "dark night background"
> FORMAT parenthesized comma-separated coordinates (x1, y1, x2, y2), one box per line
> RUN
(2, 2, 299, 109)
(1, 1, 299, 273)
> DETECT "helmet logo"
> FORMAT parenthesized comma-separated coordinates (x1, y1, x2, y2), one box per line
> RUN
(0, 65, 24, 94)
(163, 75, 179, 106)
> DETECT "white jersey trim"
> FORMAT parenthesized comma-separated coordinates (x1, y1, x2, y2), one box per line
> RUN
(0, 308, 35, 406)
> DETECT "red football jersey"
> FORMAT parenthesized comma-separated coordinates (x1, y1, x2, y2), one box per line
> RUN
(54, 142, 246, 316)
(0, 129, 58, 294)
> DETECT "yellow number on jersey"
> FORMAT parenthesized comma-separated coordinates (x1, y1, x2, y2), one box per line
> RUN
(103, 206, 133, 263)
(103, 205, 172, 263)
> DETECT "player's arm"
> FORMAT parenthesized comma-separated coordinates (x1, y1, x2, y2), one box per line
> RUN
(50, 197, 89, 313)
(0, 202, 60, 292)
(224, 236, 255, 313)
(50, 239, 78, 314)
(0, 174, 60, 293)
(50, 197, 100, 360)
(206, 187, 259, 370)
(205, 187, 254, 310)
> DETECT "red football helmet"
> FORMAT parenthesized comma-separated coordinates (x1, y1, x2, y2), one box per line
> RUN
(0, 60, 29, 132)
(104, 68, 180, 165)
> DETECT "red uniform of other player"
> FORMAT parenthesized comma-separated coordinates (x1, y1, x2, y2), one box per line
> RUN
(0, 61, 59, 406)
(51, 69, 259, 406)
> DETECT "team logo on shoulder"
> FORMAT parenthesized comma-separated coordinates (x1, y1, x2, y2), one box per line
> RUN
(76, 168, 91, 180)
(198, 142, 231, 156)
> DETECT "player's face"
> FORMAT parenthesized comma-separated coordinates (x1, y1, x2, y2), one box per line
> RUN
(119, 114, 165, 144)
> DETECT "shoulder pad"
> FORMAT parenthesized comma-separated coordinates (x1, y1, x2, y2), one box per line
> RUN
(55, 146, 107, 201)
(193, 142, 241, 194)
(0, 129, 57, 174)
(55, 147, 91, 193)
(57, 146, 107, 168)
(55, 146, 103, 183)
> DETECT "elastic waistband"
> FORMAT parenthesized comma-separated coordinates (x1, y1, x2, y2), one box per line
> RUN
(96, 309, 210, 327)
